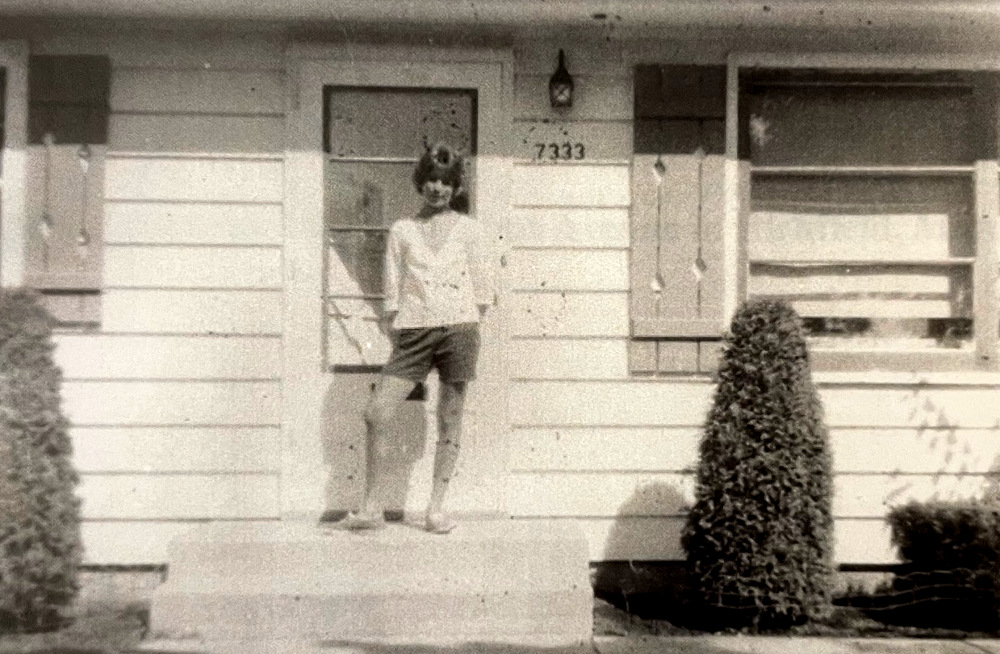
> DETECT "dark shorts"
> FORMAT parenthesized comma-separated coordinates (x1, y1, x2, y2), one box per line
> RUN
(382, 322, 481, 384)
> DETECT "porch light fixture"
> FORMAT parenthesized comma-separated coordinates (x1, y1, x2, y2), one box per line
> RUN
(549, 49, 574, 109)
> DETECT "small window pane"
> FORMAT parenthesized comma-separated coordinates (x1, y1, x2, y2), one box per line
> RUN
(327, 230, 386, 298)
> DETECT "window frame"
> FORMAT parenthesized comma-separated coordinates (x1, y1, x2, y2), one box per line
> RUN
(727, 53, 1000, 372)
(0, 40, 29, 288)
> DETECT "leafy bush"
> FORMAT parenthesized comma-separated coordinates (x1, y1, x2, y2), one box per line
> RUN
(881, 500, 1000, 629)
(0, 289, 82, 630)
(682, 299, 834, 630)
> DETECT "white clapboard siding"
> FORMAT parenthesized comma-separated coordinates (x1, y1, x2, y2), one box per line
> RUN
(749, 211, 958, 262)
(53, 335, 281, 380)
(105, 158, 283, 203)
(510, 426, 700, 472)
(62, 381, 280, 426)
(515, 74, 632, 120)
(79, 474, 280, 520)
(510, 339, 628, 380)
(509, 208, 629, 248)
(111, 69, 285, 114)
(33, 33, 285, 71)
(102, 289, 282, 334)
(511, 471, 1000, 519)
(510, 381, 713, 427)
(510, 425, 1000, 475)
(507, 249, 629, 292)
(509, 292, 629, 338)
(529, 517, 899, 563)
(822, 387, 1000, 428)
(515, 42, 628, 76)
(512, 164, 630, 207)
(832, 428, 1000, 474)
(104, 246, 282, 289)
(104, 202, 282, 245)
(110, 115, 284, 154)
(511, 381, 1000, 429)
(72, 426, 280, 473)
(513, 120, 632, 162)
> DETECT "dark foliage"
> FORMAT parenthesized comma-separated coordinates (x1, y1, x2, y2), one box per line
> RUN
(682, 299, 834, 630)
(878, 501, 1000, 629)
(0, 289, 82, 631)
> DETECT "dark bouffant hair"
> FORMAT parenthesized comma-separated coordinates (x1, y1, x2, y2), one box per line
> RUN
(413, 142, 464, 191)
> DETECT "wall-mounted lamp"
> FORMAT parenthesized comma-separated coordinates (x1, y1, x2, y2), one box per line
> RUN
(548, 49, 574, 109)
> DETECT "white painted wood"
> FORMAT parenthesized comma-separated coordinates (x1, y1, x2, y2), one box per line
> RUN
(508, 208, 629, 248)
(78, 474, 280, 519)
(514, 74, 632, 120)
(749, 210, 961, 262)
(512, 163, 630, 207)
(510, 426, 700, 471)
(832, 428, 1000, 474)
(507, 248, 628, 291)
(787, 298, 956, 319)
(31, 31, 285, 71)
(836, 473, 1000, 517)
(104, 202, 282, 245)
(509, 380, 712, 426)
(105, 158, 283, 202)
(514, 41, 628, 76)
(0, 40, 28, 287)
(62, 381, 281, 426)
(53, 334, 281, 379)
(513, 119, 631, 162)
(509, 339, 629, 379)
(326, 311, 392, 366)
(522, 516, 898, 563)
(512, 470, 1000, 519)
(730, 52, 1000, 74)
(111, 68, 285, 114)
(72, 426, 280, 473)
(104, 245, 282, 289)
(509, 292, 629, 338)
(822, 387, 1000, 428)
(750, 269, 958, 297)
(102, 289, 282, 334)
(79, 521, 196, 565)
(110, 114, 284, 154)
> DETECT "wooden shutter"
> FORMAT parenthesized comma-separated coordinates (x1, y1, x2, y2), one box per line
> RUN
(630, 65, 728, 373)
(24, 55, 109, 326)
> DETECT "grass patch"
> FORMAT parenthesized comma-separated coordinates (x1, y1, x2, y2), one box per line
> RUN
(0, 600, 147, 654)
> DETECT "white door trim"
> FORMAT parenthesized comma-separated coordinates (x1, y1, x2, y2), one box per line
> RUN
(281, 47, 513, 518)
(0, 41, 29, 288)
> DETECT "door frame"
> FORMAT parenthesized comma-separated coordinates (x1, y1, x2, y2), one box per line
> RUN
(282, 43, 514, 518)
(0, 40, 29, 288)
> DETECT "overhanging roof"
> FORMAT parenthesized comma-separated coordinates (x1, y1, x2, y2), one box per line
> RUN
(0, 0, 998, 35)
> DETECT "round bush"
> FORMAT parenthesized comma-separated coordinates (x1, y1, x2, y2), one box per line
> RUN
(0, 289, 82, 630)
(682, 299, 834, 630)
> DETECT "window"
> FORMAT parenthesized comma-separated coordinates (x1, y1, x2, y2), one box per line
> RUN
(734, 61, 1000, 371)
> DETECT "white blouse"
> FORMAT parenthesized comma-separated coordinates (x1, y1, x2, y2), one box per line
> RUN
(383, 210, 493, 329)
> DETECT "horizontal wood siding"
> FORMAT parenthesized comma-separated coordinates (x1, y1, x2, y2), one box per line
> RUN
(37, 34, 287, 564)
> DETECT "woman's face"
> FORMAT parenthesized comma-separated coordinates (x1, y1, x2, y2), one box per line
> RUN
(420, 176, 455, 210)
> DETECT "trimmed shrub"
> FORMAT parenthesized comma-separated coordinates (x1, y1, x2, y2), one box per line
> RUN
(682, 299, 834, 630)
(881, 500, 1000, 629)
(0, 289, 82, 631)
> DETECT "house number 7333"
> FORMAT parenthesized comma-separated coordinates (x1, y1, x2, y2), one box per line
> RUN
(535, 142, 585, 161)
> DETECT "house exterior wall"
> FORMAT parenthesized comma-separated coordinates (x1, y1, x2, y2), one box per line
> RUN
(1, 23, 999, 565)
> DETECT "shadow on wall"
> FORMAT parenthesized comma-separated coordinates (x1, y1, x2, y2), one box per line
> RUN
(319, 375, 428, 522)
(591, 481, 693, 621)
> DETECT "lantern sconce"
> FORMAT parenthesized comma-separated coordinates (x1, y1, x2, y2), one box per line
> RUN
(548, 49, 574, 109)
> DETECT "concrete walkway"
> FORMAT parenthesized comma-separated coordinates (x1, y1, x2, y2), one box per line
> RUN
(137, 635, 1000, 654)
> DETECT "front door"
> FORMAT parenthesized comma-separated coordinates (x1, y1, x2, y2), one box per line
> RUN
(283, 55, 510, 520)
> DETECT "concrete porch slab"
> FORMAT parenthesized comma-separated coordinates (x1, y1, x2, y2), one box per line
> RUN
(146, 519, 592, 647)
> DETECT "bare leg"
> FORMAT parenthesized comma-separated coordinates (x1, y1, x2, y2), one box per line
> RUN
(426, 380, 467, 533)
(349, 374, 415, 529)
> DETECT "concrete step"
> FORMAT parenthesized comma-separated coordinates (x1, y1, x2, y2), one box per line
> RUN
(148, 519, 593, 644)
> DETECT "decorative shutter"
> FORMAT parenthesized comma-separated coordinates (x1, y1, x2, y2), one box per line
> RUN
(24, 55, 109, 325)
(629, 65, 728, 373)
